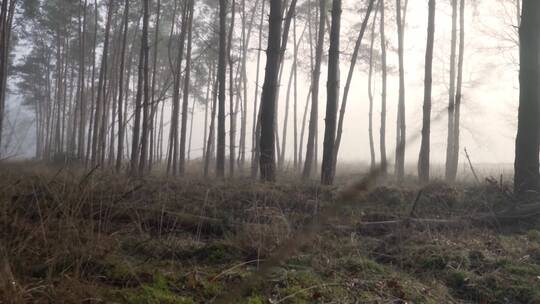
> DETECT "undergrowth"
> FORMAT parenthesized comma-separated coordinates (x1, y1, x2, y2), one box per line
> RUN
(0, 163, 539, 303)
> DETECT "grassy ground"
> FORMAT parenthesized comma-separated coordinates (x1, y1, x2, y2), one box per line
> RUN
(1, 163, 540, 303)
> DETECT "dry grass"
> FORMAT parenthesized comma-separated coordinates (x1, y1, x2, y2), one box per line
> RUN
(0, 162, 539, 303)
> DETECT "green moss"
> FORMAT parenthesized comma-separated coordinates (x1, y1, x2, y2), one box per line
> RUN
(527, 229, 540, 242)
(445, 270, 470, 289)
(124, 274, 193, 304)
(337, 256, 385, 274)
(243, 295, 265, 304)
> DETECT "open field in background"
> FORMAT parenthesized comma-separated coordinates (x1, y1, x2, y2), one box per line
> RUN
(1, 162, 539, 303)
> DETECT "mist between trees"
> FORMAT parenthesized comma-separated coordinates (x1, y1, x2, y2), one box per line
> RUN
(0, 0, 531, 189)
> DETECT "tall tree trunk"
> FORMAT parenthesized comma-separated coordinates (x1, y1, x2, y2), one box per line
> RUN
(167, 2, 188, 176)
(303, 0, 326, 180)
(77, 0, 88, 160)
(116, 0, 129, 172)
(367, 0, 379, 171)
(259, 0, 283, 182)
(321, 0, 341, 185)
(205, 64, 219, 177)
(91, 0, 113, 166)
(293, 14, 299, 170)
(251, 0, 266, 178)
(515, 0, 540, 194)
(131, 0, 149, 174)
(395, 0, 406, 182)
(138, 0, 151, 174)
(449, 0, 465, 181)
(179, 0, 194, 176)
(216, 0, 228, 178)
(333, 0, 375, 167)
(149, 0, 161, 171)
(379, 0, 387, 174)
(85, 0, 99, 165)
(0, 0, 15, 156)
(445, 0, 458, 182)
(187, 96, 195, 163)
(228, 0, 237, 177)
(418, 0, 436, 183)
(203, 62, 214, 162)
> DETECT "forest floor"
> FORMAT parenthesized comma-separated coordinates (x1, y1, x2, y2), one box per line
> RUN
(1, 163, 540, 304)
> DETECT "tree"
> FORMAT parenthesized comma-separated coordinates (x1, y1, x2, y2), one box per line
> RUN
(0, 0, 16, 156)
(449, 0, 465, 181)
(334, 0, 375, 168)
(227, 0, 236, 177)
(259, 0, 282, 182)
(91, 0, 114, 167)
(167, 1, 188, 176)
(514, 0, 540, 194)
(303, 0, 326, 180)
(138, 0, 151, 175)
(418, 0, 436, 183)
(367, 0, 379, 171)
(179, 0, 194, 176)
(445, 0, 458, 182)
(379, 0, 388, 174)
(321, 0, 341, 185)
(216, 0, 227, 178)
(394, 0, 407, 182)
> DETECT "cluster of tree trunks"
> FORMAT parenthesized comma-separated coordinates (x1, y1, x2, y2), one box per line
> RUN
(9, 0, 540, 198)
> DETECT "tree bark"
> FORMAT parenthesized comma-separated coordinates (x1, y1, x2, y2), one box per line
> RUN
(259, 0, 283, 182)
(321, 0, 341, 185)
(449, 0, 465, 181)
(515, 0, 540, 194)
(303, 0, 326, 180)
(395, 0, 406, 183)
(216, 0, 228, 178)
(367, 0, 379, 171)
(445, 0, 458, 182)
(379, 0, 387, 174)
(228, 0, 237, 177)
(418, 0, 435, 184)
(179, 0, 194, 176)
(116, 0, 129, 172)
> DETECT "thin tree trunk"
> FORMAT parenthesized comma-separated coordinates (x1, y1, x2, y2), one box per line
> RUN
(333, 0, 375, 167)
(418, 0, 436, 183)
(367, 0, 379, 171)
(450, 0, 465, 181)
(293, 14, 298, 170)
(395, 0, 406, 183)
(445, 0, 458, 182)
(138, 0, 151, 174)
(205, 64, 219, 177)
(167, 2, 188, 176)
(77, 0, 88, 160)
(303, 0, 326, 180)
(91, 0, 114, 166)
(216, 0, 228, 178)
(179, 0, 194, 176)
(148, 0, 161, 171)
(379, 0, 387, 174)
(251, 0, 265, 178)
(228, 0, 237, 177)
(116, 0, 129, 172)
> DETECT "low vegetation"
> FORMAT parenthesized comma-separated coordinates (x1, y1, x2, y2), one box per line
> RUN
(1, 164, 540, 303)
